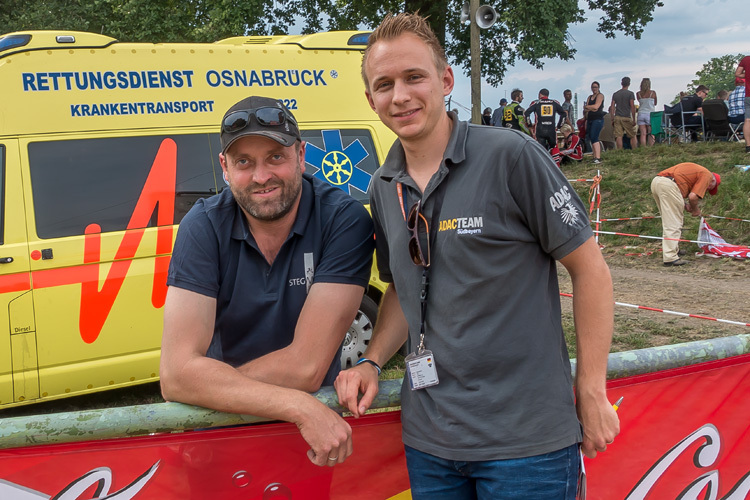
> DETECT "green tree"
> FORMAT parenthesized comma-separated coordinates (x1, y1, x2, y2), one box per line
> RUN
(1, 0, 664, 85)
(681, 54, 745, 100)
(320, 0, 664, 86)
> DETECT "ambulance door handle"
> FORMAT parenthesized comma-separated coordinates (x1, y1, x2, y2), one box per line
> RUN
(0, 257, 13, 264)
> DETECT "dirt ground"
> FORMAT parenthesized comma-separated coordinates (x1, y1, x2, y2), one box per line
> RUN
(558, 244, 750, 348)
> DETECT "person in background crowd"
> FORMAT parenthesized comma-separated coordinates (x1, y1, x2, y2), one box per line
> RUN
(680, 85, 710, 141)
(610, 76, 638, 150)
(482, 107, 492, 125)
(728, 77, 745, 130)
(577, 114, 589, 152)
(562, 89, 575, 127)
(636, 78, 657, 147)
(651, 162, 720, 267)
(503, 88, 531, 135)
(558, 123, 583, 165)
(585, 81, 605, 164)
(524, 88, 566, 151)
(491, 98, 507, 126)
(736, 56, 750, 153)
(717, 89, 729, 107)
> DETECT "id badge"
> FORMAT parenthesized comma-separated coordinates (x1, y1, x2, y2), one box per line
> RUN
(576, 448, 587, 500)
(404, 350, 439, 390)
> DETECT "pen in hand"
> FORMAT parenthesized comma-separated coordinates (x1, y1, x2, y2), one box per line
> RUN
(612, 396, 624, 411)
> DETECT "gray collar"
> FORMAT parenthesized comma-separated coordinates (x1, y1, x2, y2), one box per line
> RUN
(379, 111, 468, 184)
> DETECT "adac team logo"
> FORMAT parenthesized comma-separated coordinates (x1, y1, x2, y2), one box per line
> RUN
(305, 130, 372, 195)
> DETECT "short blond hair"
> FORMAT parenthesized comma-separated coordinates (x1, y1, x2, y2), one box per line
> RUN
(560, 124, 573, 135)
(361, 12, 447, 91)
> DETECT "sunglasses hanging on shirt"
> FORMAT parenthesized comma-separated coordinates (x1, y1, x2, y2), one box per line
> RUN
(397, 181, 448, 391)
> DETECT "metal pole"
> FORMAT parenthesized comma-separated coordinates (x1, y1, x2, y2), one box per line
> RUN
(470, 0, 481, 124)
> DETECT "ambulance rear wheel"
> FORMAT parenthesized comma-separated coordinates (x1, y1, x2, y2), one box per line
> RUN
(340, 295, 378, 370)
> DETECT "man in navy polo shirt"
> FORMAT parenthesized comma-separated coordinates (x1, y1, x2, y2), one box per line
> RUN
(160, 96, 374, 467)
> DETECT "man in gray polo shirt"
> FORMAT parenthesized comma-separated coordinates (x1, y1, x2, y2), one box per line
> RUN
(335, 13, 619, 499)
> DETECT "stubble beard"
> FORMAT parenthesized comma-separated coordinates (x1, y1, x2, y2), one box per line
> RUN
(231, 162, 303, 222)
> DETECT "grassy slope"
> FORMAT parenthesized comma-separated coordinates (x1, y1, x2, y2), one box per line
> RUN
(566, 141, 750, 248)
(563, 140, 750, 356)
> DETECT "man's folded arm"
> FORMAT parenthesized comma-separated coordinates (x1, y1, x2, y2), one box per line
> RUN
(160, 285, 316, 417)
(238, 282, 365, 391)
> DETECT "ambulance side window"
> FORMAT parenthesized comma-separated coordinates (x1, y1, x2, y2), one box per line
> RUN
(0, 145, 4, 245)
(28, 135, 219, 239)
(301, 129, 380, 204)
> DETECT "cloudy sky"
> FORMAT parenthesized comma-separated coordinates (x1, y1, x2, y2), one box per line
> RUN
(449, 0, 746, 121)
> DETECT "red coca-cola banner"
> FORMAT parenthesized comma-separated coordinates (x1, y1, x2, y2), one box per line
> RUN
(1, 354, 749, 499)
(0, 412, 410, 499)
(588, 353, 750, 499)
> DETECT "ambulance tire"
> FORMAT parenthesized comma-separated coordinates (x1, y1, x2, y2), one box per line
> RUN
(340, 295, 379, 370)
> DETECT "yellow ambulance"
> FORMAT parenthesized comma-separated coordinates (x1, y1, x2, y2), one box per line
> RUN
(0, 30, 393, 409)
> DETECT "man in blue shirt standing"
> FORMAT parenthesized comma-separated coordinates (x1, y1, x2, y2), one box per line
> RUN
(160, 96, 374, 468)
(491, 98, 507, 126)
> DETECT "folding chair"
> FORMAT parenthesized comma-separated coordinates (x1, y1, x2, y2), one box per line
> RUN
(650, 111, 665, 143)
(663, 103, 685, 144)
(654, 109, 680, 145)
(730, 122, 743, 142)
(701, 99, 736, 141)
(679, 109, 705, 142)
(670, 97, 706, 142)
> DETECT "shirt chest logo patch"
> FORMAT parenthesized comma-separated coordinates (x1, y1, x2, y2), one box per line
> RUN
(438, 216, 483, 235)
(549, 186, 580, 226)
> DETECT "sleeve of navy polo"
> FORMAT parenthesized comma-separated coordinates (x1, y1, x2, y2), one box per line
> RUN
(507, 141, 593, 261)
(313, 199, 374, 288)
(166, 200, 222, 298)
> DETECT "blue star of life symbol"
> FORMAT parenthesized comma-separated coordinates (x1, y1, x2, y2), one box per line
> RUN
(306, 130, 372, 195)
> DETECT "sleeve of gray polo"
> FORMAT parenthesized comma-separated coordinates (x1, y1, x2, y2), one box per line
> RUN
(370, 191, 394, 284)
(507, 141, 593, 260)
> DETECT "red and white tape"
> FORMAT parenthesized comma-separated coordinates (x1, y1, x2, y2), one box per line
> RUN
(596, 216, 660, 222)
(593, 230, 735, 246)
(707, 215, 750, 224)
(560, 293, 750, 327)
(596, 215, 750, 223)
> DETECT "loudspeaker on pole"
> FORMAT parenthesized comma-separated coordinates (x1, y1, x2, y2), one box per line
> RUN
(460, 2, 470, 24)
(476, 5, 498, 29)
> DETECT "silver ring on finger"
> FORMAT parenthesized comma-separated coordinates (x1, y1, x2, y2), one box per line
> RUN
(328, 456, 338, 461)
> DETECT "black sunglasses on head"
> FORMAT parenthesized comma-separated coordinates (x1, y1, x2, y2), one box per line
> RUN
(407, 199, 430, 268)
(222, 106, 297, 134)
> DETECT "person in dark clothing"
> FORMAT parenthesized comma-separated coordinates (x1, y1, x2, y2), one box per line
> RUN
(482, 107, 492, 125)
(502, 88, 531, 135)
(680, 85, 709, 141)
(524, 88, 566, 151)
(584, 81, 605, 164)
